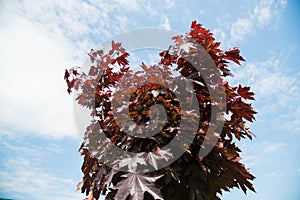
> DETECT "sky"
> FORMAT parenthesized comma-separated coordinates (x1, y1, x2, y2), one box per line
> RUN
(0, 0, 299, 199)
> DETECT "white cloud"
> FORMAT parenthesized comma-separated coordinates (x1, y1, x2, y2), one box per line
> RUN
(229, 50, 300, 134)
(114, 15, 132, 31)
(229, 0, 287, 45)
(117, 0, 141, 11)
(165, 0, 176, 9)
(161, 15, 171, 30)
(279, 0, 287, 7)
(230, 18, 253, 44)
(0, 137, 84, 200)
(261, 142, 286, 154)
(0, 0, 151, 138)
(0, 4, 77, 138)
(0, 157, 84, 200)
(233, 58, 295, 100)
(253, 0, 272, 27)
(264, 168, 300, 177)
(0, 0, 184, 139)
(242, 141, 287, 167)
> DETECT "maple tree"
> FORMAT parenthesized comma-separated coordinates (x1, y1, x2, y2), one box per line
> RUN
(65, 20, 257, 200)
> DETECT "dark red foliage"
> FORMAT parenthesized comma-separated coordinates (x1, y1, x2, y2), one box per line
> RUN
(65, 20, 257, 200)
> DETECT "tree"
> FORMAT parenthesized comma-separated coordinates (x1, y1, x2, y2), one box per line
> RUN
(65, 20, 257, 200)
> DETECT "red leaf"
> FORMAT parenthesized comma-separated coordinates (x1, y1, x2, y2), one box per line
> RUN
(229, 98, 257, 122)
(73, 69, 79, 76)
(89, 66, 98, 76)
(64, 69, 70, 80)
(237, 85, 255, 100)
(140, 62, 148, 72)
(113, 173, 164, 200)
(76, 181, 83, 191)
(224, 47, 245, 65)
(191, 20, 197, 28)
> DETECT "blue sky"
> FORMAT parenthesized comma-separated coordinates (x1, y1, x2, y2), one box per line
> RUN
(0, 0, 299, 199)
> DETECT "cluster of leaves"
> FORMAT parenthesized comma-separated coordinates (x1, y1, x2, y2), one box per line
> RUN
(65, 20, 257, 200)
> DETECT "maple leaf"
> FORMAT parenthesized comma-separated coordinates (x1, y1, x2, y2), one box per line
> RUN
(64, 69, 70, 80)
(146, 148, 173, 170)
(140, 62, 149, 72)
(115, 154, 146, 172)
(178, 42, 196, 54)
(102, 169, 116, 191)
(223, 47, 245, 65)
(111, 53, 129, 66)
(113, 173, 164, 200)
(112, 40, 122, 51)
(73, 69, 79, 76)
(191, 20, 197, 28)
(76, 181, 83, 191)
(229, 98, 257, 122)
(237, 85, 255, 100)
(88, 49, 96, 63)
(89, 66, 98, 76)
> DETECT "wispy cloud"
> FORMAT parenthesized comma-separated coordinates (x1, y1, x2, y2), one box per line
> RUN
(0, 0, 195, 139)
(161, 15, 171, 30)
(116, 0, 141, 11)
(0, 157, 83, 200)
(229, 0, 287, 46)
(0, 0, 163, 138)
(230, 50, 300, 134)
(0, 6, 76, 138)
(264, 168, 300, 177)
(242, 141, 287, 167)
(0, 137, 83, 200)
